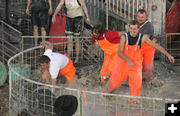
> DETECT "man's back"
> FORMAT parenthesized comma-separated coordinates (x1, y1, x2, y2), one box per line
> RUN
(44, 49, 69, 70)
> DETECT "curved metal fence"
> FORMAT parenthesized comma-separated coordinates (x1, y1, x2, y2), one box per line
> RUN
(8, 37, 180, 116)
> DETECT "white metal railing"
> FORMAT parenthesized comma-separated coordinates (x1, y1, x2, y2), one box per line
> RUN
(0, 20, 22, 63)
(86, 0, 149, 28)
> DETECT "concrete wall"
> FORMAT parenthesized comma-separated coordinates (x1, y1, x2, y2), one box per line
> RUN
(148, 0, 166, 36)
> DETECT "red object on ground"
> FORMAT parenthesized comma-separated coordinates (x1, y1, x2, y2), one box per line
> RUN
(49, 14, 67, 49)
(166, 0, 180, 43)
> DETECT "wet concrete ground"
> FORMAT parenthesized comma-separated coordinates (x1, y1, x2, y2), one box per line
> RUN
(0, 83, 9, 116)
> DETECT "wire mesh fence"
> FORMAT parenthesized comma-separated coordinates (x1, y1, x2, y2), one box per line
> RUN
(9, 69, 80, 116)
(8, 37, 180, 116)
(21, 36, 104, 67)
(81, 90, 180, 116)
(165, 33, 180, 66)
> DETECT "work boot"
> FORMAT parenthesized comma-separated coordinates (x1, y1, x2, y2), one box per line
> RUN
(143, 77, 153, 82)
(142, 73, 153, 82)
(129, 99, 139, 104)
(101, 76, 109, 85)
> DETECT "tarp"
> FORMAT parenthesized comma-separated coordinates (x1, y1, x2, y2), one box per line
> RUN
(166, 0, 180, 43)
(48, 14, 67, 49)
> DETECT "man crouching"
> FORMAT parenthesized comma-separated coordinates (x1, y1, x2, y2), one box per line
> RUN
(39, 41, 78, 85)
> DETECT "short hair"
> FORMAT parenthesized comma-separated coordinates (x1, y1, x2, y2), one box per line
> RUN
(92, 24, 106, 34)
(137, 9, 147, 16)
(39, 55, 50, 64)
(129, 20, 140, 28)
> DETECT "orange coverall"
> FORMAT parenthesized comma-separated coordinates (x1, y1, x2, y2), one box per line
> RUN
(92, 30, 121, 83)
(59, 58, 76, 83)
(141, 40, 155, 81)
(107, 33, 143, 97)
(97, 37, 119, 78)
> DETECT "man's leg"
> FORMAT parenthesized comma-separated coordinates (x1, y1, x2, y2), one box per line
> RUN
(128, 66, 142, 104)
(40, 10, 49, 45)
(107, 53, 118, 75)
(74, 34, 80, 63)
(141, 41, 155, 82)
(65, 17, 74, 57)
(33, 25, 38, 46)
(41, 27, 46, 44)
(31, 11, 39, 46)
(105, 58, 128, 93)
(100, 54, 111, 84)
(142, 51, 155, 82)
(66, 34, 73, 57)
(73, 16, 83, 63)
(128, 65, 142, 97)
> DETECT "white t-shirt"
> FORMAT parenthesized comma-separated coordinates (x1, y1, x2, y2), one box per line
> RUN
(65, 0, 84, 18)
(44, 49, 69, 79)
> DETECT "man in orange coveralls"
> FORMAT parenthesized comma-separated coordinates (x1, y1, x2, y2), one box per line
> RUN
(92, 24, 124, 85)
(106, 20, 175, 104)
(39, 41, 78, 85)
(137, 9, 156, 82)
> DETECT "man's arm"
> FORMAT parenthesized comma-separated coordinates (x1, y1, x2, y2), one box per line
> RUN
(26, 0, 31, 15)
(52, 0, 65, 23)
(142, 35, 175, 63)
(118, 35, 133, 66)
(41, 41, 53, 50)
(79, 0, 90, 24)
(51, 78, 57, 85)
(118, 32, 125, 38)
(48, 0, 53, 15)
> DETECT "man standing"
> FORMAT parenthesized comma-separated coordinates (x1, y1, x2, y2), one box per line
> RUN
(39, 41, 77, 85)
(52, 0, 90, 63)
(26, 0, 52, 46)
(106, 20, 174, 104)
(137, 9, 155, 82)
(92, 24, 124, 85)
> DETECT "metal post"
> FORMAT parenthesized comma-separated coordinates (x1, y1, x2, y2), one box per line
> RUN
(5, 0, 10, 23)
(2, 22, 5, 63)
(162, 0, 166, 35)
(9, 68, 12, 116)
(106, 0, 108, 30)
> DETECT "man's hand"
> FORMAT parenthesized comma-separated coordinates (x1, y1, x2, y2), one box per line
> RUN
(42, 70, 51, 81)
(41, 41, 53, 50)
(26, 8, 29, 15)
(40, 41, 46, 48)
(49, 8, 53, 15)
(167, 54, 175, 63)
(86, 17, 90, 24)
(52, 15, 56, 24)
